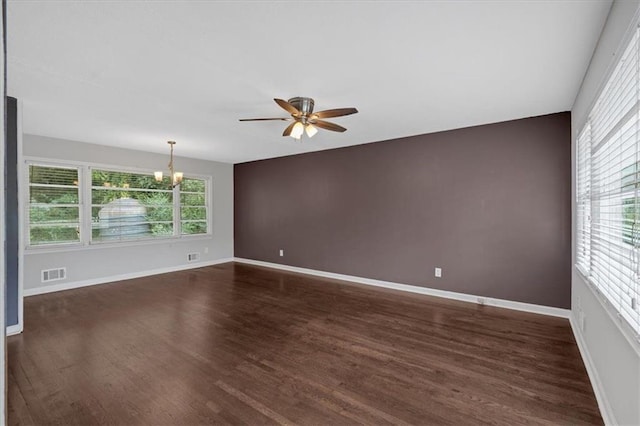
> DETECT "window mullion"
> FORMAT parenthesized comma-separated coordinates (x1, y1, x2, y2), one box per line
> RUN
(82, 166, 92, 245)
(174, 183, 181, 236)
(207, 178, 212, 234)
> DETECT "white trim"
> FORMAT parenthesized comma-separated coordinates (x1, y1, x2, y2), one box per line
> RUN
(24, 233, 214, 255)
(6, 324, 23, 336)
(569, 315, 615, 426)
(23, 155, 213, 181)
(0, 6, 6, 423)
(17, 99, 25, 336)
(233, 258, 571, 318)
(23, 257, 234, 297)
(573, 7, 640, 133)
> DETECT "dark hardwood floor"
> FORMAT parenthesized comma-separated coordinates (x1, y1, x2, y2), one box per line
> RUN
(8, 262, 601, 425)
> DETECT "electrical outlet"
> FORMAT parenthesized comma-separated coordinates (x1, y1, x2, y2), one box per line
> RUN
(279, 249, 284, 257)
(204, 247, 209, 254)
(434, 267, 442, 278)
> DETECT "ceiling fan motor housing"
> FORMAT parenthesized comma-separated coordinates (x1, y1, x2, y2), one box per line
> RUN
(288, 97, 314, 117)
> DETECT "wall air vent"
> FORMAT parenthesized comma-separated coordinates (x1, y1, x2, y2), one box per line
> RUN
(187, 253, 200, 262)
(42, 267, 66, 283)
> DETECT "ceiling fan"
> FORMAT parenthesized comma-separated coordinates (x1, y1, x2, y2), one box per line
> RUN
(239, 97, 358, 140)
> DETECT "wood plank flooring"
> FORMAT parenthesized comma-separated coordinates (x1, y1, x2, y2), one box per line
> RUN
(8, 262, 601, 425)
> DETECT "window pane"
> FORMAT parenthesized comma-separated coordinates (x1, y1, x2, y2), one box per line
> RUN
(181, 206, 207, 221)
(29, 165, 78, 185)
(30, 206, 79, 223)
(28, 165, 80, 246)
(180, 177, 207, 235)
(30, 226, 79, 245)
(622, 198, 637, 245)
(180, 178, 205, 193)
(30, 186, 79, 204)
(182, 221, 207, 235)
(181, 193, 205, 206)
(91, 169, 174, 242)
(91, 170, 169, 190)
(91, 223, 174, 241)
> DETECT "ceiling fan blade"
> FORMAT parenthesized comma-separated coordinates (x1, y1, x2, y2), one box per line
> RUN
(282, 121, 297, 137)
(311, 107, 358, 119)
(311, 119, 347, 133)
(274, 98, 300, 116)
(239, 117, 291, 121)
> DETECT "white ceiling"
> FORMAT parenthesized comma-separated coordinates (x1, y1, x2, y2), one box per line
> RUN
(8, 0, 611, 164)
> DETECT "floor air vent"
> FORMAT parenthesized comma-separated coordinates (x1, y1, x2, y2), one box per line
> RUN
(42, 267, 66, 283)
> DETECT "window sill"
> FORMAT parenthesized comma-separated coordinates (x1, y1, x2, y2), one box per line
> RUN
(25, 233, 214, 255)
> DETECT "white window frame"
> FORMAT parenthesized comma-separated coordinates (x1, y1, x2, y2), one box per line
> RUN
(24, 157, 213, 252)
(576, 23, 640, 343)
(25, 161, 84, 248)
(179, 175, 210, 237)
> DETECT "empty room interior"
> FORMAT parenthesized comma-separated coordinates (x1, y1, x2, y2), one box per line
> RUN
(2, 0, 640, 425)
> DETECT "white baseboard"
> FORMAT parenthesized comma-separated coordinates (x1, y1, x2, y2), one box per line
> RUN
(23, 257, 235, 297)
(6, 323, 23, 336)
(233, 258, 571, 319)
(569, 315, 614, 426)
(22, 255, 571, 319)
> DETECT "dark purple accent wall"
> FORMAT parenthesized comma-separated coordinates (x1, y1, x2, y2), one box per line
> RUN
(234, 112, 571, 309)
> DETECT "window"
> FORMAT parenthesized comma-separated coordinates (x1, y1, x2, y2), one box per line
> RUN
(26, 162, 211, 248)
(91, 169, 174, 242)
(180, 177, 208, 235)
(28, 164, 81, 246)
(576, 27, 640, 337)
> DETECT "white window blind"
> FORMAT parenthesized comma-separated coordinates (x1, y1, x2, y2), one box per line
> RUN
(576, 124, 591, 273)
(577, 27, 640, 337)
(28, 164, 81, 246)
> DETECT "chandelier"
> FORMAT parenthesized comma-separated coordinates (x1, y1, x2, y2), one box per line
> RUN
(154, 141, 183, 188)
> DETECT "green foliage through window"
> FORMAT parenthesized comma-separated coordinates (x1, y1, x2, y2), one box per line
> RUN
(91, 169, 175, 242)
(27, 163, 210, 247)
(180, 177, 208, 235)
(28, 165, 80, 245)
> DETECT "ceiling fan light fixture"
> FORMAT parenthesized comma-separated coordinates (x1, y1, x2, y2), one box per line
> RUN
(290, 121, 304, 139)
(305, 124, 318, 138)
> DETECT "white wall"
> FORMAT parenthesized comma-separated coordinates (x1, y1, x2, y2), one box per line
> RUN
(572, 1, 640, 425)
(22, 134, 234, 294)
